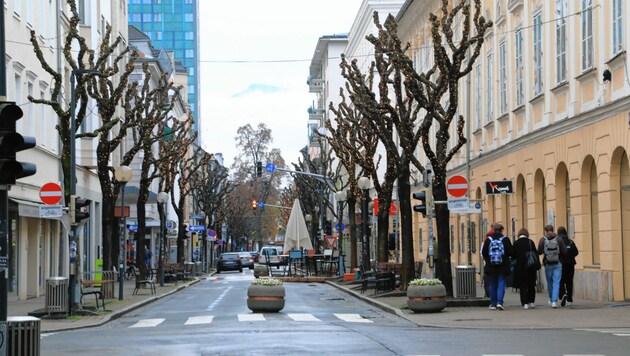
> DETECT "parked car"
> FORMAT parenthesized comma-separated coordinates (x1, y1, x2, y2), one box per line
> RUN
(216, 253, 243, 273)
(238, 252, 255, 269)
(249, 251, 260, 261)
(258, 246, 285, 268)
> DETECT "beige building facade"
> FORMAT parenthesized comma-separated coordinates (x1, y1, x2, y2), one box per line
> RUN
(399, 0, 630, 301)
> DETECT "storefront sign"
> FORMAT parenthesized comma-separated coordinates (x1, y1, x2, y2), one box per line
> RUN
(485, 180, 513, 195)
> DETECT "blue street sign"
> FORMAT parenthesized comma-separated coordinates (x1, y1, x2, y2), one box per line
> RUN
(474, 202, 481, 209)
(128, 223, 138, 232)
(188, 225, 206, 232)
(257, 201, 265, 208)
(265, 163, 275, 173)
(336, 223, 345, 232)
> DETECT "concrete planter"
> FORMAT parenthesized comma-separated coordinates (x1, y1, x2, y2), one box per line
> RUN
(247, 284, 285, 312)
(407, 284, 447, 313)
(253, 264, 269, 278)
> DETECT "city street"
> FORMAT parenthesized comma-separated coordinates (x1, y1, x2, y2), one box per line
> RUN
(39, 270, 630, 356)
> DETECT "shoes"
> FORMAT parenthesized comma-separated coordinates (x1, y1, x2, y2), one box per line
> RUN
(548, 300, 552, 306)
(529, 303, 535, 309)
(561, 294, 568, 307)
(523, 304, 529, 310)
(489, 305, 497, 310)
(566, 302, 572, 307)
(497, 304, 504, 310)
(551, 302, 557, 308)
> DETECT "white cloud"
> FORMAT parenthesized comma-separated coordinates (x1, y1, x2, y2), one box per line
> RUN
(198, 0, 362, 167)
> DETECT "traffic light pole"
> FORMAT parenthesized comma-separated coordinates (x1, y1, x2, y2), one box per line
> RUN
(0, 188, 8, 356)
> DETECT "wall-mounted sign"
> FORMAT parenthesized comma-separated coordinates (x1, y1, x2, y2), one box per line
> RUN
(485, 180, 513, 195)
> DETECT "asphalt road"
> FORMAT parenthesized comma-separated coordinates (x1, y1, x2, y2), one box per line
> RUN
(41, 269, 630, 356)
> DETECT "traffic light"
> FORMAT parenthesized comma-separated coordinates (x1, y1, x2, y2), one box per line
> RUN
(0, 102, 37, 185)
(251, 199, 257, 210)
(324, 220, 332, 235)
(413, 191, 428, 218)
(70, 195, 90, 224)
(256, 161, 263, 177)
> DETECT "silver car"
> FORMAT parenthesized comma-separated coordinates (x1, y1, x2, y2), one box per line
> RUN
(238, 252, 255, 269)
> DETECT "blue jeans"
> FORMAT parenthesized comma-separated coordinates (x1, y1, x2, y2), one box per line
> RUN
(488, 273, 506, 306)
(544, 262, 563, 302)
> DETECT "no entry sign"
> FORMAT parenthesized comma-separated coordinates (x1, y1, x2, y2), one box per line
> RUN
(447, 175, 468, 197)
(40, 182, 63, 205)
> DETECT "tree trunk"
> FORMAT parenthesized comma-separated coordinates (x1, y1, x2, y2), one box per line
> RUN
(136, 200, 147, 277)
(397, 165, 415, 290)
(102, 199, 116, 270)
(377, 199, 390, 263)
(176, 210, 186, 264)
(433, 175, 453, 297)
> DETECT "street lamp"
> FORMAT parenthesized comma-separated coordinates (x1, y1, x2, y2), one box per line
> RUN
(358, 177, 371, 272)
(68, 68, 99, 314)
(334, 190, 347, 276)
(157, 192, 168, 287)
(115, 165, 132, 300)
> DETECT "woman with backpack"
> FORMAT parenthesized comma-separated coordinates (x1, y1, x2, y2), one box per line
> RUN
(558, 226, 579, 307)
(537, 225, 568, 308)
(481, 223, 512, 310)
(511, 228, 539, 309)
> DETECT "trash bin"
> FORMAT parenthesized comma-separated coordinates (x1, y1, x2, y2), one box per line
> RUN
(7, 316, 40, 356)
(455, 265, 477, 298)
(45, 277, 68, 314)
(195, 262, 201, 276)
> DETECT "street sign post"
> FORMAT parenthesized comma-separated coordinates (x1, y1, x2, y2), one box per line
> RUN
(39, 182, 63, 205)
(447, 175, 468, 197)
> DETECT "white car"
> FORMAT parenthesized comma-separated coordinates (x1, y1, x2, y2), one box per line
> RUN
(258, 246, 284, 267)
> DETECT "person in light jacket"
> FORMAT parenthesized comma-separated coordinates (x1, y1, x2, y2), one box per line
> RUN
(537, 225, 568, 308)
(511, 228, 539, 309)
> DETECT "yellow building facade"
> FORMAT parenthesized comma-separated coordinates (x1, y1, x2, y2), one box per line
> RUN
(399, 0, 629, 301)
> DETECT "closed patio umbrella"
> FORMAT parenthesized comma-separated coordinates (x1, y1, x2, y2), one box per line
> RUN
(283, 199, 313, 252)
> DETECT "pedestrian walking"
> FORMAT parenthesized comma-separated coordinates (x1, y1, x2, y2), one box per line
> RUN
(482, 223, 512, 310)
(480, 229, 494, 298)
(511, 228, 539, 309)
(558, 226, 579, 307)
(537, 224, 568, 308)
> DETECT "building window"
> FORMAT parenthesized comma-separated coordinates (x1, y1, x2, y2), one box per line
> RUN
(131, 14, 141, 23)
(475, 65, 481, 129)
(499, 40, 507, 114)
(142, 13, 151, 22)
(154, 13, 162, 22)
(188, 85, 195, 94)
(589, 162, 600, 265)
(515, 28, 524, 107)
(185, 13, 193, 22)
(555, 0, 567, 83)
(188, 67, 195, 76)
(185, 49, 194, 58)
(612, 0, 623, 54)
(185, 31, 194, 40)
(486, 52, 493, 123)
(533, 11, 543, 96)
(581, 0, 593, 70)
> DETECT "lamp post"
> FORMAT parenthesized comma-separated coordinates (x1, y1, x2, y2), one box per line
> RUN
(115, 165, 132, 300)
(68, 68, 99, 314)
(334, 190, 347, 275)
(157, 192, 168, 287)
(358, 177, 371, 272)
(305, 214, 312, 247)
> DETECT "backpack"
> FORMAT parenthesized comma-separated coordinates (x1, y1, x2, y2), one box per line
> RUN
(488, 236, 505, 266)
(544, 236, 560, 263)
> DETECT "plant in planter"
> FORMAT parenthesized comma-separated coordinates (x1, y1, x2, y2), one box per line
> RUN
(247, 278, 285, 312)
(406, 278, 447, 313)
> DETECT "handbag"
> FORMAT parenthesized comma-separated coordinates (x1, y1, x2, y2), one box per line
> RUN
(526, 240, 541, 270)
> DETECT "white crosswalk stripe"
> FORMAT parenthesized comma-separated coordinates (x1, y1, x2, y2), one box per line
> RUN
(238, 313, 265, 322)
(333, 313, 373, 323)
(288, 313, 321, 322)
(130, 318, 164, 328)
(184, 315, 214, 325)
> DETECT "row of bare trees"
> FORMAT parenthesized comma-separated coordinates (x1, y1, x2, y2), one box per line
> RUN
(27, 0, 230, 276)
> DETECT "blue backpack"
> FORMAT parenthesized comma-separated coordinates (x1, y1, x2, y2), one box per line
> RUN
(488, 236, 505, 266)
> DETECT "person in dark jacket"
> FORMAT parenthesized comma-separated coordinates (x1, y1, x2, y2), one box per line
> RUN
(558, 226, 578, 307)
(511, 228, 539, 309)
(481, 223, 512, 310)
(537, 224, 568, 308)
(480, 229, 494, 298)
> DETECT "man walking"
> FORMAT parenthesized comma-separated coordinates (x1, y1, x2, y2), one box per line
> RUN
(482, 223, 512, 310)
(537, 225, 568, 308)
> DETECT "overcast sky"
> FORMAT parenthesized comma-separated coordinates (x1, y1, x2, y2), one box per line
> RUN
(198, 0, 363, 167)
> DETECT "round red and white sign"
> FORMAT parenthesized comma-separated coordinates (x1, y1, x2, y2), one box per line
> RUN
(447, 175, 468, 197)
(40, 182, 63, 205)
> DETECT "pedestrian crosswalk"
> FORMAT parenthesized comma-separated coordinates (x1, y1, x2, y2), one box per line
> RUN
(128, 313, 373, 328)
(576, 327, 630, 339)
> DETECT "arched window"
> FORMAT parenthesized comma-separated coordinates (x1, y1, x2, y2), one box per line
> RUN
(590, 162, 600, 265)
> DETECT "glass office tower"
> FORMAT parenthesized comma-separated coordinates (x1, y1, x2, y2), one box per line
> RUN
(128, 0, 200, 138)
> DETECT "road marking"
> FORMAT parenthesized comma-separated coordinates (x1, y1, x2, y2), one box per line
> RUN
(185, 315, 214, 325)
(333, 313, 373, 323)
(238, 313, 265, 322)
(207, 286, 231, 311)
(130, 318, 164, 328)
(288, 313, 321, 322)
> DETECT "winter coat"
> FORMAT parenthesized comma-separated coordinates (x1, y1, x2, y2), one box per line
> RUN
(511, 236, 538, 288)
(482, 232, 513, 275)
(559, 234, 579, 265)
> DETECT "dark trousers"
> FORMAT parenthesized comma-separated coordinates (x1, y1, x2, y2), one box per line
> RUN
(517, 269, 537, 306)
(560, 264, 575, 302)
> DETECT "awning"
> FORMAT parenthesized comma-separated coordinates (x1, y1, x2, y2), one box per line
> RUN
(9, 198, 54, 219)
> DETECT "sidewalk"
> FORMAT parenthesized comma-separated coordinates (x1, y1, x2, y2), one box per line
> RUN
(8, 276, 201, 333)
(8, 273, 630, 332)
(328, 279, 630, 329)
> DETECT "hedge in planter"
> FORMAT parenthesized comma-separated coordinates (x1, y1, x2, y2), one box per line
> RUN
(247, 278, 285, 312)
(407, 278, 446, 313)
